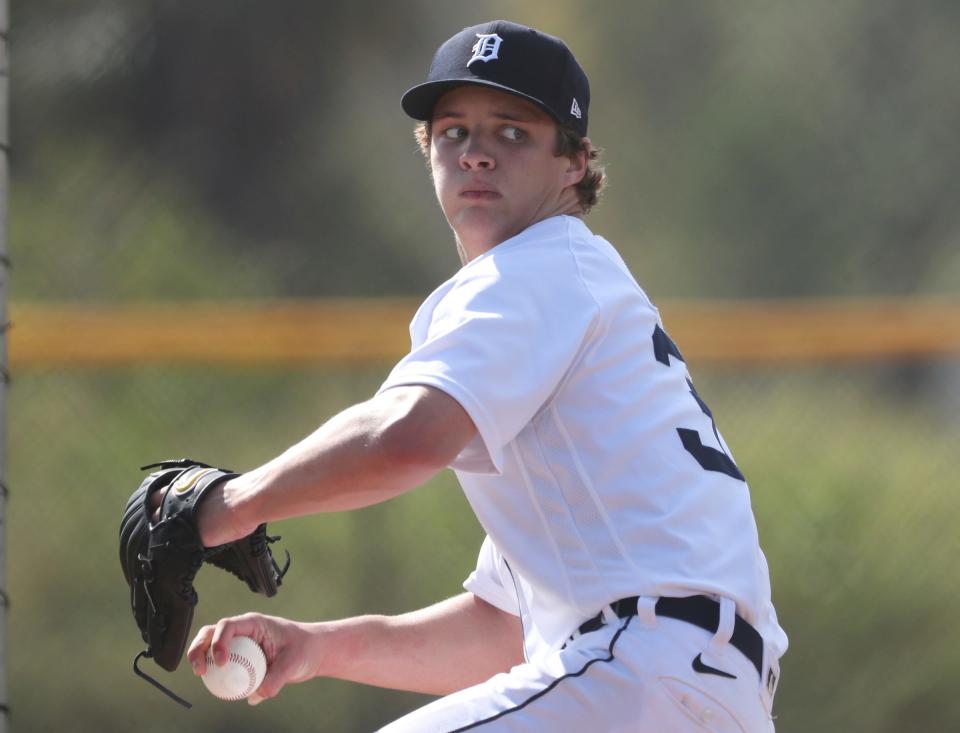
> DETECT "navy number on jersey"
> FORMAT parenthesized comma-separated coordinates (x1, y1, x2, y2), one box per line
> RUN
(652, 325, 745, 481)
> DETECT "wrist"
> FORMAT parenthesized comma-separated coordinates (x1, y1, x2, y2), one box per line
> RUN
(197, 472, 261, 546)
(308, 616, 376, 682)
(303, 621, 338, 680)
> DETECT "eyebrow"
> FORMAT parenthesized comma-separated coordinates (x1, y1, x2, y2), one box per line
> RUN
(432, 109, 541, 123)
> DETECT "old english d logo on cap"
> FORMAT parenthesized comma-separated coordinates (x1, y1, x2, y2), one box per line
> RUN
(401, 20, 591, 137)
(468, 33, 503, 66)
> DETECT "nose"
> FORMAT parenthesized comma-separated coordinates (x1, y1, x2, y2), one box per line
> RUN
(459, 137, 495, 171)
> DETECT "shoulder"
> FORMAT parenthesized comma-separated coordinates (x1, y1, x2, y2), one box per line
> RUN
(423, 216, 652, 328)
(441, 224, 593, 330)
(455, 216, 597, 299)
(495, 216, 659, 317)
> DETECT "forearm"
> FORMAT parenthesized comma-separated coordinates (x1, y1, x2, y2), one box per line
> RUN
(314, 593, 524, 696)
(233, 399, 436, 518)
(200, 386, 476, 546)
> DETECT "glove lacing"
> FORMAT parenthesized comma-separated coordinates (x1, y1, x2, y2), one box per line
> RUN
(133, 650, 192, 709)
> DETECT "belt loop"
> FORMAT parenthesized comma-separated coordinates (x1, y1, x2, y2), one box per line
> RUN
(635, 596, 657, 628)
(761, 642, 781, 715)
(601, 604, 619, 625)
(709, 597, 736, 652)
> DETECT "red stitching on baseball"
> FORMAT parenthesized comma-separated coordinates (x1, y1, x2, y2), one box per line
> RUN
(229, 651, 257, 698)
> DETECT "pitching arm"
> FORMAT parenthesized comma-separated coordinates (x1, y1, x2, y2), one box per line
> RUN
(314, 591, 524, 696)
(189, 592, 524, 703)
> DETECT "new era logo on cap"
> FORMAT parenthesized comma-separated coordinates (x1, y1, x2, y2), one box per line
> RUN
(401, 20, 591, 137)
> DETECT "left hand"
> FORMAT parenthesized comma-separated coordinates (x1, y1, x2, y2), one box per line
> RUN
(149, 473, 254, 547)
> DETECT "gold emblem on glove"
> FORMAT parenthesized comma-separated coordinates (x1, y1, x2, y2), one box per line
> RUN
(172, 467, 216, 496)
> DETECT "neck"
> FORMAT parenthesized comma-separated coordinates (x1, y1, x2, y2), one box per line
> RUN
(454, 200, 583, 264)
(454, 236, 470, 265)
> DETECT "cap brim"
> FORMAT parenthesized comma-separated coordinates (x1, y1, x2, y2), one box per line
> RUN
(401, 79, 559, 125)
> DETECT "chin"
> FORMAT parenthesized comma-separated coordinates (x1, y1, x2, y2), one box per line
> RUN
(451, 209, 512, 240)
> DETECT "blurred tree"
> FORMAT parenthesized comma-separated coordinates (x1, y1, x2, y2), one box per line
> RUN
(12, 0, 464, 297)
(10, 0, 960, 299)
(582, 0, 960, 297)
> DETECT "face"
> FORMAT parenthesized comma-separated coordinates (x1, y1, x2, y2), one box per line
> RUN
(429, 85, 587, 261)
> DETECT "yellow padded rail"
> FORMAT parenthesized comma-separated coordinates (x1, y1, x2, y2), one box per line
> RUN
(8, 297, 960, 370)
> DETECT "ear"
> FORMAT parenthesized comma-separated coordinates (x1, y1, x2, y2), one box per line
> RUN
(562, 137, 591, 188)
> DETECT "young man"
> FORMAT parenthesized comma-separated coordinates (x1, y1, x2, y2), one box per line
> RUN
(185, 20, 787, 732)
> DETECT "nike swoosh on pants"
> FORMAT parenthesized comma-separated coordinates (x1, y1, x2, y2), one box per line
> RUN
(692, 653, 737, 679)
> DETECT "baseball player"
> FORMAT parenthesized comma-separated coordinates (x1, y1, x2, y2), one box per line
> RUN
(184, 20, 787, 732)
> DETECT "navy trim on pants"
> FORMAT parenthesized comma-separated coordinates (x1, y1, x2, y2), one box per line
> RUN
(447, 615, 635, 732)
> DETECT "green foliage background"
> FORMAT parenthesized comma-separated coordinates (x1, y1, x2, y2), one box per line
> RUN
(8, 368, 958, 731)
(6, 1, 960, 731)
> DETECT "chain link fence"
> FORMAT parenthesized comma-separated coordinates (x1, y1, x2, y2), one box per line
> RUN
(6, 359, 959, 732)
(7, 1, 960, 731)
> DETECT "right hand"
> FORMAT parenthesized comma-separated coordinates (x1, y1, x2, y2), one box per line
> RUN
(188, 612, 321, 705)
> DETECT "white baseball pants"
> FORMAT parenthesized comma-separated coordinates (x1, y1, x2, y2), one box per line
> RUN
(377, 598, 779, 733)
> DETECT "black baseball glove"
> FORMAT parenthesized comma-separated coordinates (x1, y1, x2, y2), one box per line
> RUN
(119, 459, 289, 706)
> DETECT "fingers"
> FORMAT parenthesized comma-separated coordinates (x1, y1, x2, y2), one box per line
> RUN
(148, 485, 170, 524)
(208, 618, 240, 667)
(187, 613, 263, 675)
(246, 648, 293, 706)
(187, 624, 216, 676)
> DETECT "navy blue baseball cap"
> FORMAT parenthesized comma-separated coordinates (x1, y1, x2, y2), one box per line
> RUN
(401, 20, 590, 137)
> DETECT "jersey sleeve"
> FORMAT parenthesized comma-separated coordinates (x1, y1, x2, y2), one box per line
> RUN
(463, 535, 519, 616)
(379, 241, 599, 473)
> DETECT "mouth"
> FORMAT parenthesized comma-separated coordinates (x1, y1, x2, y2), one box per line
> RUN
(459, 183, 501, 200)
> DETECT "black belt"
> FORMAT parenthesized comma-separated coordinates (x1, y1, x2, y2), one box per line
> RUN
(577, 595, 764, 678)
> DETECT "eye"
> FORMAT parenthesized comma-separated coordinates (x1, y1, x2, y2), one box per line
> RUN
(500, 126, 527, 142)
(440, 126, 466, 141)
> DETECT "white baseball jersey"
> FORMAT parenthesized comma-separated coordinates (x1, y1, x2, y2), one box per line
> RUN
(378, 215, 787, 666)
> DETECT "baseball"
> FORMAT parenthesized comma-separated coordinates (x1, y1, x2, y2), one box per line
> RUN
(201, 636, 267, 701)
